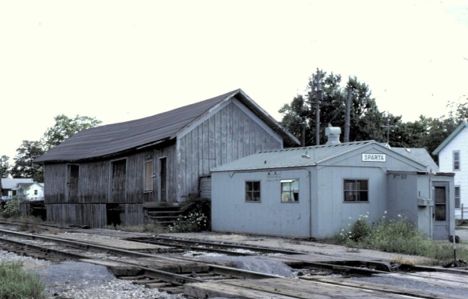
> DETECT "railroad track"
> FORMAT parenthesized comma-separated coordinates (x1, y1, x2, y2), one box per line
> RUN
(127, 235, 305, 256)
(0, 224, 467, 298)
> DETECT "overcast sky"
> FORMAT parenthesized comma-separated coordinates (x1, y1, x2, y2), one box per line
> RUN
(1, 0, 467, 159)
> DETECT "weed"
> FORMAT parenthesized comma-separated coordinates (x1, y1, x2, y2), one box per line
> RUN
(169, 211, 208, 233)
(1, 199, 21, 218)
(335, 212, 468, 264)
(0, 262, 45, 299)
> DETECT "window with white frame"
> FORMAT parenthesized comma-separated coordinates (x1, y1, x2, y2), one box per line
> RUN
(453, 151, 460, 171)
(245, 181, 261, 202)
(281, 179, 299, 203)
(344, 179, 369, 202)
(455, 186, 461, 209)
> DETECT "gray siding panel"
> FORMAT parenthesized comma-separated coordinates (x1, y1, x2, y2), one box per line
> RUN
(44, 164, 67, 204)
(177, 101, 282, 201)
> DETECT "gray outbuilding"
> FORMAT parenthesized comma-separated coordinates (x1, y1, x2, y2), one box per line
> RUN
(211, 129, 454, 240)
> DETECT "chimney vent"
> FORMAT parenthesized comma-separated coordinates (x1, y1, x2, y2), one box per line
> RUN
(325, 126, 341, 145)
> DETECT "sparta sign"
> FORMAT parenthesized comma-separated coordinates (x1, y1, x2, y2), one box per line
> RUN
(362, 153, 386, 162)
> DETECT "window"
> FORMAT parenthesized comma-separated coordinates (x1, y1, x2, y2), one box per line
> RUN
(144, 160, 153, 192)
(455, 186, 461, 209)
(434, 186, 447, 221)
(245, 181, 261, 202)
(344, 179, 369, 202)
(453, 151, 460, 171)
(34, 190, 38, 196)
(281, 179, 299, 203)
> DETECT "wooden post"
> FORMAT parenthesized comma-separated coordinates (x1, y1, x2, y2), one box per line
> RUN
(344, 88, 352, 143)
(302, 121, 306, 146)
(314, 78, 322, 146)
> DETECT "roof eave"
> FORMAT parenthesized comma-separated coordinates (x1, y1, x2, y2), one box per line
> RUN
(432, 121, 467, 155)
(236, 89, 301, 146)
(36, 138, 176, 164)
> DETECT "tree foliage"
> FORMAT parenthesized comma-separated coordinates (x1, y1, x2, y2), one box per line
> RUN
(280, 69, 387, 146)
(42, 114, 101, 150)
(0, 155, 10, 178)
(10, 141, 45, 182)
(8, 114, 101, 181)
(280, 69, 467, 155)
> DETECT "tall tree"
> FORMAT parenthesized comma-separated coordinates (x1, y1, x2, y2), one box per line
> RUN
(0, 155, 10, 178)
(280, 69, 387, 145)
(42, 114, 101, 150)
(11, 141, 45, 182)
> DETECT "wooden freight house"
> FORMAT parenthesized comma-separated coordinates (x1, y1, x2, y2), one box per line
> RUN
(35, 89, 299, 227)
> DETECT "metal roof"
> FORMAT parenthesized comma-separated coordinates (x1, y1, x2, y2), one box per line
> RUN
(432, 121, 468, 155)
(36, 89, 299, 163)
(391, 147, 439, 172)
(211, 141, 433, 172)
(212, 141, 375, 171)
(0, 178, 34, 190)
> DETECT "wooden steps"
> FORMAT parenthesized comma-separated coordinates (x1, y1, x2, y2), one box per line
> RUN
(143, 198, 210, 226)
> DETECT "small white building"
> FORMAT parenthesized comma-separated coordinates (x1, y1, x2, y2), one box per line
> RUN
(433, 121, 468, 219)
(212, 128, 454, 240)
(17, 182, 44, 201)
(0, 178, 44, 201)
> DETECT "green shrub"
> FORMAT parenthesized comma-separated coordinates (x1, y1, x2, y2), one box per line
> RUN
(366, 219, 433, 256)
(1, 199, 21, 218)
(0, 262, 45, 299)
(335, 214, 468, 263)
(350, 217, 372, 242)
(169, 210, 208, 233)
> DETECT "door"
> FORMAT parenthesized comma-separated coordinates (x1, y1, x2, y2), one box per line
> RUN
(111, 159, 126, 202)
(159, 157, 167, 202)
(433, 182, 449, 240)
(67, 164, 79, 202)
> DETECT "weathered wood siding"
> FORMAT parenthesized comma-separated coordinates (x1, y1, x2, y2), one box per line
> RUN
(46, 203, 107, 227)
(77, 161, 109, 203)
(43, 147, 176, 226)
(44, 164, 67, 204)
(152, 144, 177, 202)
(176, 99, 283, 201)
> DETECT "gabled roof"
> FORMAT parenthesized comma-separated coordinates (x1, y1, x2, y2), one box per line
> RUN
(212, 141, 430, 172)
(391, 147, 439, 172)
(36, 89, 300, 163)
(0, 178, 34, 190)
(17, 182, 42, 189)
(432, 121, 468, 155)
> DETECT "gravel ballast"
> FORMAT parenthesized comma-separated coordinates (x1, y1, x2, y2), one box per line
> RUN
(0, 250, 183, 299)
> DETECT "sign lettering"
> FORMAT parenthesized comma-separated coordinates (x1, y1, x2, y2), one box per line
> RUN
(362, 153, 386, 162)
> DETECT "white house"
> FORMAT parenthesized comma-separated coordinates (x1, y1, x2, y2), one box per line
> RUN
(212, 128, 455, 240)
(0, 178, 44, 201)
(17, 182, 44, 201)
(433, 121, 468, 219)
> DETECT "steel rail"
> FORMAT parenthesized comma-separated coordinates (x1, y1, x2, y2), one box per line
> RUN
(0, 228, 280, 280)
(0, 225, 464, 299)
(0, 228, 447, 299)
(131, 235, 304, 255)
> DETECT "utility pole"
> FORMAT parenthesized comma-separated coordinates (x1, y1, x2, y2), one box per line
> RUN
(381, 115, 396, 144)
(301, 119, 306, 146)
(344, 87, 352, 143)
(314, 76, 322, 145)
